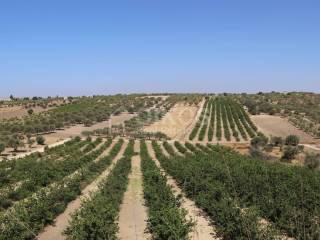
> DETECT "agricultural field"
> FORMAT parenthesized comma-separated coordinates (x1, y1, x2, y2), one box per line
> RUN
(0, 93, 320, 240)
(188, 96, 258, 143)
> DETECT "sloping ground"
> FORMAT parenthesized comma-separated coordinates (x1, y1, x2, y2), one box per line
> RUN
(251, 114, 317, 144)
(0, 106, 51, 120)
(44, 112, 136, 145)
(144, 103, 199, 140)
(1, 113, 136, 159)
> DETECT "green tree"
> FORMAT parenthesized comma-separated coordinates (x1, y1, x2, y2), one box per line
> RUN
(281, 146, 299, 161)
(271, 136, 283, 147)
(8, 137, 24, 151)
(0, 143, 5, 155)
(36, 136, 45, 145)
(27, 109, 34, 115)
(285, 135, 300, 146)
(304, 153, 320, 169)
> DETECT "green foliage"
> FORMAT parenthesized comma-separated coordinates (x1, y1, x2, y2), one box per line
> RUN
(163, 141, 175, 156)
(141, 141, 193, 239)
(0, 142, 5, 154)
(36, 135, 46, 145)
(189, 98, 209, 140)
(250, 134, 268, 148)
(174, 141, 187, 154)
(285, 135, 300, 146)
(304, 153, 320, 169)
(153, 141, 320, 239)
(27, 108, 34, 115)
(0, 138, 123, 238)
(152, 141, 277, 239)
(270, 136, 283, 147)
(64, 140, 133, 239)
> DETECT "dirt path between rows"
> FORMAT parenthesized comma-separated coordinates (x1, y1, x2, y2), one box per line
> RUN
(117, 141, 150, 240)
(146, 141, 219, 240)
(37, 140, 128, 240)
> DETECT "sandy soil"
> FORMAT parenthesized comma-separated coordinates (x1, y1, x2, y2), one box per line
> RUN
(0, 106, 51, 120)
(6, 138, 72, 160)
(117, 141, 150, 240)
(251, 114, 318, 144)
(44, 112, 135, 145)
(144, 103, 199, 140)
(1, 113, 135, 159)
(37, 140, 127, 240)
(146, 141, 219, 240)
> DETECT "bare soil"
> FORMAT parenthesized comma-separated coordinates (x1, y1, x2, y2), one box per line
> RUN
(144, 103, 199, 140)
(44, 112, 135, 145)
(117, 141, 150, 240)
(251, 114, 318, 144)
(2, 113, 135, 159)
(0, 106, 51, 120)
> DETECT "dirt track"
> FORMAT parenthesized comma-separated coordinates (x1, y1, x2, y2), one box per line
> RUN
(117, 141, 150, 240)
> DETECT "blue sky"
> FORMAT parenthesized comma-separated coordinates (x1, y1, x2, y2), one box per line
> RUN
(0, 0, 319, 97)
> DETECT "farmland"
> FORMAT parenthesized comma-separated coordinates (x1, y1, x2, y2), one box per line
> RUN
(0, 93, 320, 240)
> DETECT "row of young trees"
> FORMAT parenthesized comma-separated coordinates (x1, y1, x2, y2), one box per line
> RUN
(190, 96, 258, 142)
(0, 138, 93, 210)
(64, 139, 134, 239)
(141, 141, 193, 239)
(198, 98, 213, 141)
(153, 140, 320, 239)
(0, 95, 161, 153)
(0, 138, 124, 239)
(189, 98, 210, 140)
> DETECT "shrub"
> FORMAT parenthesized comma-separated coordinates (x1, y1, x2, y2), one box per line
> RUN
(271, 136, 283, 147)
(27, 109, 34, 115)
(0, 143, 5, 155)
(36, 136, 46, 145)
(285, 135, 299, 146)
(281, 146, 299, 161)
(250, 135, 268, 148)
(304, 153, 320, 169)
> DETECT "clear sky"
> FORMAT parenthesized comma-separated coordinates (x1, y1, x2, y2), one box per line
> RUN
(0, 0, 319, 97)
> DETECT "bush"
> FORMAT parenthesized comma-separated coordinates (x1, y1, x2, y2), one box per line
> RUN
(271, 136, 283, 147)
(36, 136, 46, 145)
(285, 135, 299, 146)
(281, 146, 299, 161)
(27, 109, 34, 115)
(250, 133, 268, 148)
(304, 153, 320, 169)
(0, 143, 5, 155)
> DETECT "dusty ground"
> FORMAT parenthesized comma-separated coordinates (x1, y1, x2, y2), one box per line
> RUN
(251, 114, 318, 144)
(1, 113, 135, 159)
(0, 106, 51, 120)
(37, 140, 127, 240)
(44, 112, 135, 145)
(144, 103, 199, 140)
(117, 141, 150, 240)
